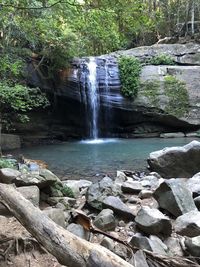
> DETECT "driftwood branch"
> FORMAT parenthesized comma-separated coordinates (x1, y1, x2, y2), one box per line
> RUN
(0, 183, 133, 267)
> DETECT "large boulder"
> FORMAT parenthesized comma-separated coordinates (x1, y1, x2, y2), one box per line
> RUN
(153, 179, 196, 217)
(17, 186, 40, 206)
(43, 207, 66, 228)
(185, 236, 200, 257)
(174, 210, 200, 237)
(14, 169, 61, 188)
(148, 141, 200, 178)
(0, 168, 21, 184)
(135, 206, 172, 236)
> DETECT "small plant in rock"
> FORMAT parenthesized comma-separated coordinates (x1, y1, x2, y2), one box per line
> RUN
(118, 56, 142, 98)
(61, 185, 75, 198)
(148, 54, 174, 65)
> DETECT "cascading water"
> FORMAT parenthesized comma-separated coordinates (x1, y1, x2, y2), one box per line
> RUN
(86, 57, 99, 139)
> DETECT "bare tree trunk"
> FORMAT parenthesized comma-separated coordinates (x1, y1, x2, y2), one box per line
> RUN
(0, 183, 134, 267)
(191, 0, 195, 36)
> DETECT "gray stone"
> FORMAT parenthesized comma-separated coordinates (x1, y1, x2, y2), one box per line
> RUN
(1, 134, 21, 150)
(100, 237, 115, 251)
(160, 132, 185, 138)
(148, 141, 200, 178)
(115, 171, 127, 184)
(94, 209, 116, 231)
(187, 172, 200, 196)
(121, 181, 143, 194)
(62, 179, 92, 195)
(185, 236, 200, 257)
(138, 190, 153, 199)
(14, 169, 61, 189)
(135, 206, 172, 236)
(67, 223, 90, 240)
(86, 177, 116, 210)
(17, 185, 40, 206)
(174, 210, 200, 237)
(0, 168, 21, 184)
(43, 208, 66, 228)
(129, 234, 152, 251)
(102, 196, 135, 219)
(164, 237, 184, 256)
(153, 179, 197, 217)
(46, 196, 76, 208)
(134, 250, 149, 267)
(149, 235, 168, 255)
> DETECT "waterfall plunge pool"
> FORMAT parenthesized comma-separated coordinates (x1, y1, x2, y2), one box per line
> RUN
(13, 137, 196, 180)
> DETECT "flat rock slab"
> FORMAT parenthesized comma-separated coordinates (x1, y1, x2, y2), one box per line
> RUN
(153, 179, 196, 217)
(135, 206, 172, 236)
(0, 168, 21, 184)
(174, 210, 200, 237)
(121, 181, 143, 194)
(102, 196, 135, 219)
(148, 141, 200, 178)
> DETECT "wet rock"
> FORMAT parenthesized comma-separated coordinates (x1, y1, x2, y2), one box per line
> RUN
(185, 236, 200, 257)
(94, 209, 116, 231)
(135, 206, 172, 236)
(0, 168, 20, 184)
(153, 179, 196, 217)
(43, 207, 66, 228)
(17, 185, 40, 206)
(148, 141, 200, 178)
(102, 196, 135, 219)
(67, 223, 90, 240)
(174, 210, 200, 237)
(121, 181, 143, 194)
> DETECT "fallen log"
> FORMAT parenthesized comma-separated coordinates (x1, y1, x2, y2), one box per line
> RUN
(0, 183, 134, 267)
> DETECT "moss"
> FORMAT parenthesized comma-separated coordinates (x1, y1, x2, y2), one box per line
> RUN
(52, 182, 75, 198)
(140, 80, 160, 107)
(164, 75, 189, 117)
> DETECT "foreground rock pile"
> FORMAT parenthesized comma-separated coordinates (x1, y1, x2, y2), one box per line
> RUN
(1, 140, 200, 266)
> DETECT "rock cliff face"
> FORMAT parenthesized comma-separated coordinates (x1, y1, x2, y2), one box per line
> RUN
(27, 43, 200, 138)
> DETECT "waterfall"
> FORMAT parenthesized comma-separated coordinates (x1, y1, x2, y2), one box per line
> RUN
(86, 57, 99, 139)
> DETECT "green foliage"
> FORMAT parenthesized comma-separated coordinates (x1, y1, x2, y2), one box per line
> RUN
(164, 75, 189, 117)
(141, 81, 160, 107)
(53, 182, 75, 198)
(148, 54, 174, 65)
(118, 56, 141, 98)
(0, 82, 49, 130)
(61, 185, 75, 198)
(0, 158, 16, 169)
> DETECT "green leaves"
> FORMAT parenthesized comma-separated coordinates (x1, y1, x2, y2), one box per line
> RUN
(118, 56, 141, 98)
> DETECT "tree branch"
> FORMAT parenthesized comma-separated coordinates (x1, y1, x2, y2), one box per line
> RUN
(0, 0, 81, 10)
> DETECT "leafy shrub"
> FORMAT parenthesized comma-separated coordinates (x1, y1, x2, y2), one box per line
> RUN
(148, 54, 174, 65)
(118, 56, 141, 98)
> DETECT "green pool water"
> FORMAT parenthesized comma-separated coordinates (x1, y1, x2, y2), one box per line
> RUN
(17, 137, 196, 180)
